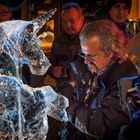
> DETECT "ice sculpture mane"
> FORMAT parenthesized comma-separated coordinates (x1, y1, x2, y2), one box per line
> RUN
(0, 9, 69, 140)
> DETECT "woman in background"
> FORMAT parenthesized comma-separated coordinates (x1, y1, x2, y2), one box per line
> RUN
(94, 0, 133, 46)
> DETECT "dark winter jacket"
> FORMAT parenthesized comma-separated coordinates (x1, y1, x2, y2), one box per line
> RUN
(66, 57, 138, 140)
(48, 31, 81, 80)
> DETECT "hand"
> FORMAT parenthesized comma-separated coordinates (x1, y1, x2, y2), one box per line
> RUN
(53, 66, 63, 78)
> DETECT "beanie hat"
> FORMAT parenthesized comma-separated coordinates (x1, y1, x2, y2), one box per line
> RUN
(62, 2, 81, 10)
(104, 0, 132, 13)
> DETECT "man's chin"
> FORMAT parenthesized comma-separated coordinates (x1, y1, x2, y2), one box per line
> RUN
(88, 67, 96, 74)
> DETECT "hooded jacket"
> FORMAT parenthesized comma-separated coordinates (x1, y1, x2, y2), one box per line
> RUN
(66, 57, 138, 140)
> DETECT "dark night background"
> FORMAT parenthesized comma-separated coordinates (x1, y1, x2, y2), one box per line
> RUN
(0, 0, 106, 20)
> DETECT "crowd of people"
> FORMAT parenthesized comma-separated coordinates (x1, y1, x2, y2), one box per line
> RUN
(1, 0, 140, 140)
(46, 0, 140, 140)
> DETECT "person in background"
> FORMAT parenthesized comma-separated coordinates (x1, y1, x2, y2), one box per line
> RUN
(94, 0, 133, 48)
(0, 3, 12, 22)
(47, 2, 85, 89)
(46, 2, 91, 140)
(62, 20, 138, 140)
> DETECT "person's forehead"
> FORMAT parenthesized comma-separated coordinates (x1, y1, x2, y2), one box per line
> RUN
(81, 36, 101, 54)
(61, 8, 80, 18)
(112, 2, 128, 7)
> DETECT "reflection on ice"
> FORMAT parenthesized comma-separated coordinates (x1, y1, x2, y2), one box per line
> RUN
(0, 75, 68, 139)
(0, 8, 69, 140)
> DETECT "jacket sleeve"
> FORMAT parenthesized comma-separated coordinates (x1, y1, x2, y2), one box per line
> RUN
(67, 83, 130, 139)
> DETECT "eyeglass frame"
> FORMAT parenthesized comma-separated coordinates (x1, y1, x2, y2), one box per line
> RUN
(78, 52, 100, 71)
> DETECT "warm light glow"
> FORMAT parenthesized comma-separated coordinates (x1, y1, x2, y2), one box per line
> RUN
(128, 0, 139, 19)
(38, 31, 54, 53)
(46, 19, 54, 31)
(42, 42, 53, 48)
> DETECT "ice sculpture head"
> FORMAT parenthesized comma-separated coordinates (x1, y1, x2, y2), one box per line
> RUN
(11, 23, 51, 75)
(0, 8, 57, 75)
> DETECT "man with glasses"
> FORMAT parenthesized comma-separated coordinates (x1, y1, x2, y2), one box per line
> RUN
(64, 20, 138, 140)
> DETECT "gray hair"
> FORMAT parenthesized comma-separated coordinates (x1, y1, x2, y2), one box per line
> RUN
(79, 20, 126, 57)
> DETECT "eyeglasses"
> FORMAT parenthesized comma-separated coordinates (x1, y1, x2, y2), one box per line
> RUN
(78, 52, 99, 71)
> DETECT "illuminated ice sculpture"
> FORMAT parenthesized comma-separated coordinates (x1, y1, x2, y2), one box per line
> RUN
(0, 9, 69, 140)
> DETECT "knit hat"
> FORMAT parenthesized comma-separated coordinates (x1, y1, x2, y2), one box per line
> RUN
(62, 2, 81, 10)
(104, 0, 132, 13)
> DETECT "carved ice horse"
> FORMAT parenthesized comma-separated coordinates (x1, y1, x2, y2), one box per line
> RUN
(0, 8, 57, 77)
(0, 9, 69, 140)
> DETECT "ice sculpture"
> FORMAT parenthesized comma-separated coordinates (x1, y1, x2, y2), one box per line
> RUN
(0, 75, 68, 139)
(0, 8, 57, 77)
(0, 8, 69, 140)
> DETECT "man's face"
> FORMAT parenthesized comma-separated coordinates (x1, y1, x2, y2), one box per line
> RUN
(61, 8, 84, 35)
(109, 3, 129, 23)
(81, 36, 113, 74)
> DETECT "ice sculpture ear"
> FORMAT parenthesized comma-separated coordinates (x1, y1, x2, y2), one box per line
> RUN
(32, 8, 57, 33)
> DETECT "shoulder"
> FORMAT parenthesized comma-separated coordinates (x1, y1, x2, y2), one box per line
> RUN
(112, 58, 138, 80)
(102, 58, 138, 87)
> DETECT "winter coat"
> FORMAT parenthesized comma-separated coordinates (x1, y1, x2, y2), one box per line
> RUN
(66, 57, 138, 140)
(48, 31, 81, 81)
